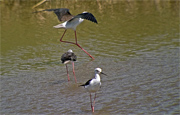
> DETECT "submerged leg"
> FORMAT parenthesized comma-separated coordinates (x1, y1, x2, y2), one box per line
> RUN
(65, 64, 70, 81)
(72, 62, 77, 83)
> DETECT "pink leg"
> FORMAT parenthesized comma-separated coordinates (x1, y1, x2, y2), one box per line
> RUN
(72, 62, 77, 83)
(59, 30, 95, 59)
(93, 93, 96, 107)
(74, 31, 95, 60)
(65, 64, 70, 81)
(60, 30, 76, 45)
(90, 93, 94, 112)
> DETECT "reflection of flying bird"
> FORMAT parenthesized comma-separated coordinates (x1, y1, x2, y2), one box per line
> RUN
(61, 49, 77, 83)
(80, 68, 107, 112)
(34, 8, 98, 59)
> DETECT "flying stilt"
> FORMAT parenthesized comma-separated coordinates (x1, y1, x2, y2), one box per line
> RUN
(80, 68, 107, 112)
(34, 8, 98, 59)
(61, 49, 77, 83)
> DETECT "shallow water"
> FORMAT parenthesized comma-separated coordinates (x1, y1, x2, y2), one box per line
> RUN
(1, 0, 179, 114)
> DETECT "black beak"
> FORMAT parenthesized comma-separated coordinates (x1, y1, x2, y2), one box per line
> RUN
(101, 72, 107, 76)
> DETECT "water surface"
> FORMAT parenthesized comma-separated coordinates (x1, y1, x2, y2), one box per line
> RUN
(1, 0, 179, 114)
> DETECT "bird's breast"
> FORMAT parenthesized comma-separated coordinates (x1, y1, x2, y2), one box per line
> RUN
(66, 18, 84, 30)
(85, 81, 101, 93)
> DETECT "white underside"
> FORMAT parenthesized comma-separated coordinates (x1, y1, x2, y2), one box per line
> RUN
(63, 60, 71, 65)
(85, 79, 101, 93)
(53, 18, 84, 30)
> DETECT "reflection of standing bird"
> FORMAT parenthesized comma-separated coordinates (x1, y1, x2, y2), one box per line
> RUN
(80, 68, 107, 112)
(34, 8, 98, 59)
(61, 49, 77, 83)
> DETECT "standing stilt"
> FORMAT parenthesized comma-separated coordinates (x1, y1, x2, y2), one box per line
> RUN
(80, 68, 107, 112)
(61, 49, 77, 82)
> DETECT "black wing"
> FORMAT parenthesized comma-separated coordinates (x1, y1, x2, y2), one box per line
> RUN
(34, 8, 73, 22)
(61, 52, 77, 63)
(80, 79, 92, 87)
(69, 12, 98, 24)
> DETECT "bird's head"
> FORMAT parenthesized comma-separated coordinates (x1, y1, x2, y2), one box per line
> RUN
(68, 49, 73, 52)
(95, 68, 107, 76)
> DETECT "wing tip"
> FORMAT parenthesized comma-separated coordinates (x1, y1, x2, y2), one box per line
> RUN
(91, 19, 98, 24)
(94, 20, 98, 24)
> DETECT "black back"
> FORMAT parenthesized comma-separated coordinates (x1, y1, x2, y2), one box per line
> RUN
(32, 8, 73, 22)
(61, 52, 77, 63)
(43, 8, 73, 22)
(80, 79, 92, 87)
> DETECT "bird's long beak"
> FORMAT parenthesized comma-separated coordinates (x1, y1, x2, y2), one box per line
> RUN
(101, 72, 107, 76)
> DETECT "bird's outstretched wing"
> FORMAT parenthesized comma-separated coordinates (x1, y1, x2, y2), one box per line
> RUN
(34, 8, 73, 22)
(69, 12, 98, 24)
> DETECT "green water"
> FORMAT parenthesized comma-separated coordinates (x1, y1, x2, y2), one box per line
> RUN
(1, 0, 179, 114)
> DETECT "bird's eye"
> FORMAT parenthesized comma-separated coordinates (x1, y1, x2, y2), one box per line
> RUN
(95, 70, 98, 72)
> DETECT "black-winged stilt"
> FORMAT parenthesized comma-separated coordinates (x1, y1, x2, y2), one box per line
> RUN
(34, 8, 98, 59)
(80, 68, 107, 112)
(61, 49, 77, 83)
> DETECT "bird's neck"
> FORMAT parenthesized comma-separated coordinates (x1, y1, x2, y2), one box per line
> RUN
(94, 74, 101, 81)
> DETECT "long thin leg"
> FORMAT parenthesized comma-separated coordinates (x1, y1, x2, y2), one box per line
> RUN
(90, 93, 94, 112)
(60, 30, 76, 45)
(72, 62, 77, 83)
(65, 64, 70, 81)
(59, 30, 95, 59)
(74, 31, 95, 59)
(93, 93, 97, 107)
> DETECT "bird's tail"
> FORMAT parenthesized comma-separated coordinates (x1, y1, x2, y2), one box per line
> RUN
(53, 24, 64, 28)
(53, 24, 64, 29)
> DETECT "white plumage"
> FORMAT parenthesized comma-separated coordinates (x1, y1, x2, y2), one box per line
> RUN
(80, 68, 107, 112)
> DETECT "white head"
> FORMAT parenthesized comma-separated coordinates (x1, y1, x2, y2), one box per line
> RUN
(68, 49, 73, 52)
(95, 68, 102, 74)
(94, 68, 107, 76)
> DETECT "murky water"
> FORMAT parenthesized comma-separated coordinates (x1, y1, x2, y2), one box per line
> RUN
(1, 0, 179, 114)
